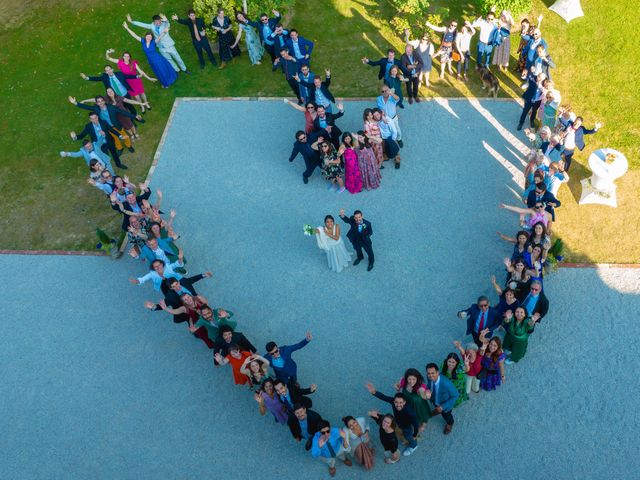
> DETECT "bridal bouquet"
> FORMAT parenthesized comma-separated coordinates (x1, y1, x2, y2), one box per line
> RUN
(303, 224, 316, 236)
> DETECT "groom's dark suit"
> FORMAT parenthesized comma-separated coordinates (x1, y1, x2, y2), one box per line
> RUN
(340, 214, 374, 266)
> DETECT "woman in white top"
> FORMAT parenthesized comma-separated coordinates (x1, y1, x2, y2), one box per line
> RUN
(455, 21, 476, 81)
(341, 416, 374, 470)
(315, 215, 352, 272)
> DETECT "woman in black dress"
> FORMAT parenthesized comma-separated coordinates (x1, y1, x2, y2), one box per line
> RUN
(211, 8, 241, 68)
(368, 411, 400, 464)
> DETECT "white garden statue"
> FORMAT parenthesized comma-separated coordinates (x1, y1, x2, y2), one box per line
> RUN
(549, 0, 584, 23)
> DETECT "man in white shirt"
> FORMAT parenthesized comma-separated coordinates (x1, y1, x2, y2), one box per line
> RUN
(472, 11, 497, 68)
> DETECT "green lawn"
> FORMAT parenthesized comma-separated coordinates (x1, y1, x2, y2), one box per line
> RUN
(0, 0, 637, 262)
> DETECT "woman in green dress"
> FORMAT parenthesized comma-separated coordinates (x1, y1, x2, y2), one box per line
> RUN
(395, 368, 431, 435)
(190, 305, 237, 343)
(384, 65, 408, 108)
(231, 1, 264, 65)
(503, 306, 536, 364)
(441, 353, 468, 407)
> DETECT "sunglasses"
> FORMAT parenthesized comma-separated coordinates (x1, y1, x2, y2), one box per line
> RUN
(321, 429, 330, 434)
(479, 304, 489, 308)
(269, 348, 280, 355)
(307, 106, 315, 110)
(535, 205, 544, 209)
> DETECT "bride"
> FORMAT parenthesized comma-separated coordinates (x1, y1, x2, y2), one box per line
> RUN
(315, 215, 352, 272)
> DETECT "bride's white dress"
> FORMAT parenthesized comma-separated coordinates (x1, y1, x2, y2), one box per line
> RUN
(316, 225, 352, 273)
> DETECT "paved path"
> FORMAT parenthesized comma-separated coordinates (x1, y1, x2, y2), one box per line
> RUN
(2, 100, 639, 479)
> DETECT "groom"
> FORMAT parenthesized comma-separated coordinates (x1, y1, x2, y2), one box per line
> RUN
(339, 209, 374, 271)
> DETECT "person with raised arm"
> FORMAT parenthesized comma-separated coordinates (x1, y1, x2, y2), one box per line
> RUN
(127, 13, 189, 74)
(105, 49, 156, 113)
(172, 9, 218, 69)
(122, 21, 178, 88)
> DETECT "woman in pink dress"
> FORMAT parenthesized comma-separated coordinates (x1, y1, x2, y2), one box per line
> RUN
(339, 132, 362, 194)
(355, 132, 381, 190)
(106, 48, 157, 113)
(363, 108, 384, 168)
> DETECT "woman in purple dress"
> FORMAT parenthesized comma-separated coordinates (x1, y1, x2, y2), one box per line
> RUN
(478, 330, 506, 391)
(339, 132, 362, 194)
(255, 378, 288, 424)
(122, 22, 177, 88)
(355, 131, 381, 190)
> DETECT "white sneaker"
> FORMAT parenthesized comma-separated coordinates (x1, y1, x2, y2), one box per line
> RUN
(505, 359, 514, 365)
(402, 445, 418, 457)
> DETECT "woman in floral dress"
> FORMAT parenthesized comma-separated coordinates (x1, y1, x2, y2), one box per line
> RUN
(363, 108, 384, 167)
(355, 132, 381, 190)
(478, 330, 506, 391)
(232, 9, 264, 65)
(314, 140, 345, 192)
(339, 133, 362, 194)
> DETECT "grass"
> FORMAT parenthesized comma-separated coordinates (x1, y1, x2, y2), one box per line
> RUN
(0, 0, 637, 262)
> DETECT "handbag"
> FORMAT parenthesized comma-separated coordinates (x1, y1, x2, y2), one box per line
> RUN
(452, 51, 461, 62)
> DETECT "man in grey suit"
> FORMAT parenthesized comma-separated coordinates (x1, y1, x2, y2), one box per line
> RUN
(425, 363, 460, 434)
(128, 13, 189, 74)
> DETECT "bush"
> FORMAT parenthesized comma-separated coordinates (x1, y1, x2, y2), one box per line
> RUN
(192, 0, 294, 24)
(476, 0, 532, 16)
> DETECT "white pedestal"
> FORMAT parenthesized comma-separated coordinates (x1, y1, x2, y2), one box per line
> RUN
(579, 148, 628, 208)
(549, 0, 584, 23)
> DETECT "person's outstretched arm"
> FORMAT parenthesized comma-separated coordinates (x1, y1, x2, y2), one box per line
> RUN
(123, 21, 142, 42)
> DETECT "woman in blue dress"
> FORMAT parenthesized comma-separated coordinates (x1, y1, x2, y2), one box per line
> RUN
(232, 5, 264, 65)
(122, 22, 177, 88)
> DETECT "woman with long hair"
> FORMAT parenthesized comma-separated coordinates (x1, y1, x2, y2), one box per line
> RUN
(312, 214, 352, 273)
(240, 353, 271, 390)
(363, 108, 384, 168)
(255, 377, 288, 424)
(339, 132, 363, 194)
(122, 24, 177, 88)
(231, 4, 264, 65)
(368, 411, 400, 464)
(497, 229, 530, 261)
(491, 284, 521, 322)
(384, 65, 407, 108)
(503, 306, 536, 364)
(478, 330, 506, 391)
(313, 140, 345, 192)
(284, 99, 317, 133)
(211, 8, 241, 68)
(355, 131, 381, 190)
(441, 353, 468, 406)
(341, 416, 374, 470)
(105, 48, 156, 112)
(394, 368, 431, 434)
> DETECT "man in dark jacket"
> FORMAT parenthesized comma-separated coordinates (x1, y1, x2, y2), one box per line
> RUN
(295, 70, 335, 112)
(458, 295, 501, 346)
(311, 104, 344, 148)
(287, 403, 323, 450)
(362, 49, 406, 81)
(275, 379, 317, 413)
(172, 10, 217, 68)
(400, 44, 424, 104)
(81, 65, 138, 114)
(263, 332, 312, 384)
(213, 325, 256, 364)
(339, 208, 374, 271)
(526, 182, 561, 220)
(518, 280, 549, 328)
(288, 130, 321, 183)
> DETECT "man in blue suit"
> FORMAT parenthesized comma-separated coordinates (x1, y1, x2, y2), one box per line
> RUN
(264, 332, 313, 384)
(540, 135, 565, 162)
(425, 363, 460, 434)
(458, 296, 500, 346)
(286, 29, 314, 67)
(248, 9, 281, 62)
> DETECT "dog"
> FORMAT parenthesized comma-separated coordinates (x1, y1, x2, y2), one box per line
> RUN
(478, 66, 500, 98)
